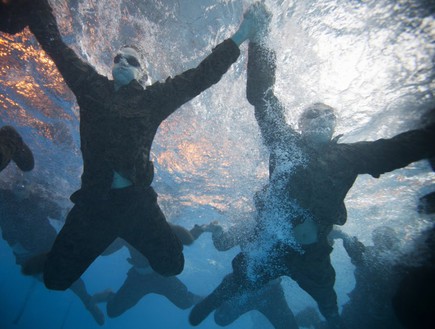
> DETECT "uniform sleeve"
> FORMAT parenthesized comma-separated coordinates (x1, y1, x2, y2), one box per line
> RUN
(246, 42, 298, 149)
(170, 224, 196, 246)
(347, 125, 435, 178)
(28, 2, 100, 96)
(149, 39, 240, 122)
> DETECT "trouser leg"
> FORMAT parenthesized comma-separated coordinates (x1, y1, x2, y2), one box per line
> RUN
(70, 279, 105, 325)
(70, 278, 91, 304)
(257, 281, 299, 329)
(292, 253, 340, 326)
(44, 203, 116, 290)
(153, 275, 199, 309)
(106, 268, 150, 318)
(190, 273, 244, 326)
(119, 188, 184, 277)
(214, 297, 249, 326)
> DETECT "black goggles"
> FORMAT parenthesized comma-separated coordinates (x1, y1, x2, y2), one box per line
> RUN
(114, 54, 141, 68)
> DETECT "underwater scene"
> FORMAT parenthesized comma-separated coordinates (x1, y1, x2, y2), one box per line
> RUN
(0, 0, 434, 328)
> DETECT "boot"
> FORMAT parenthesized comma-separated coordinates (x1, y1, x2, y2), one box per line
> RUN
(0, 126, 34, 171)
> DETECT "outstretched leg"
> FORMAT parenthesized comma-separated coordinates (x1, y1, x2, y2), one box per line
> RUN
(256, 280, 299, 329)
(151, 274, 201, 310)
(106, 267, 151, 318)
(44, 203, 116, 290)
(70, 279, 105, 326)
(120, 187, 184, 277)
(189, 273, 244, 326)
(214, 291, 256, 326)
(292, 251, 343, 329)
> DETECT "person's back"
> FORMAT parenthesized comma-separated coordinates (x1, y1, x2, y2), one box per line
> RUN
(331, 228, 404, 329)
(0, 187, 59, 264)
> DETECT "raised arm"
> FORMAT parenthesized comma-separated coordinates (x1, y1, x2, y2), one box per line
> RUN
(25, 0, 101, 95)
(347, 123, 435, 178)
(196, 216, 256, 251)
(150, 3, 270, 122)
(247, 43, 288, 146)
(246, 14, 298, 149)
(148, 39, 241, 122)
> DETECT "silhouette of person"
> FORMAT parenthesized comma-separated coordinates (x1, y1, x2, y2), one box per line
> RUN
(189, 4, 435, 329)
(92, 224, 202, 318)
(0, 183, 106, 325)
(0, 125, 34, 172)
(330, 227, 405, 329)
(392, 108, 435, 329)
(195, 218, 298, 329)
(2, 0, 263, 291)
(392, 224, 435, 328)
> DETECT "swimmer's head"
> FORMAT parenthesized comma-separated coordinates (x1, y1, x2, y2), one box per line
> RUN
(299, 103, 336, 145)
(112, 45, 148, 89)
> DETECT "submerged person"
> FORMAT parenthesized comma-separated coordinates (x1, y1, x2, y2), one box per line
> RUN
(0, 125, 34, 173)
(2, 0, 264, 290)
(194, 218, 298, 329)
(392, 224, 435, 329)
(189, 5, 435, 329)
(0, 183, 106, 325)
(330, 227, 405, 329)
(93, 224, 203, 318)
(393, 167, 435, 329)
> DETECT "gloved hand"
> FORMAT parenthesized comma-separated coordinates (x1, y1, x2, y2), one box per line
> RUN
(202, 221, 224, 234)
(231, 2, 272, 46)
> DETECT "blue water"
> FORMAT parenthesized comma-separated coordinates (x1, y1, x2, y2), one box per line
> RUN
(1, 0, 434, 328)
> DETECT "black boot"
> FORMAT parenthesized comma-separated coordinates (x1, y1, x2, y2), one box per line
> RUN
(0, 126, 34, 171)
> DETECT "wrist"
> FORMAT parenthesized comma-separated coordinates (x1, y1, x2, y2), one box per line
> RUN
(230, 31, 246, 47)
